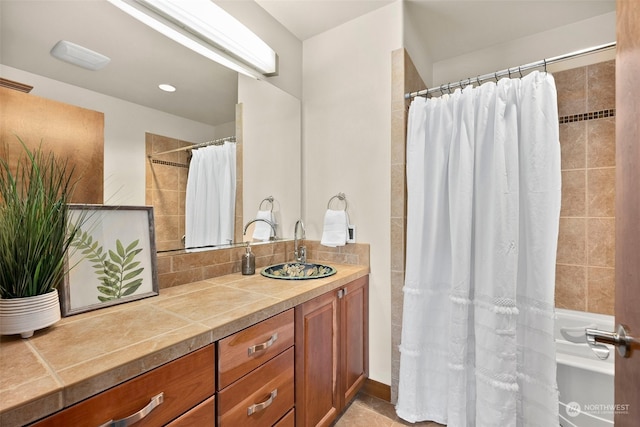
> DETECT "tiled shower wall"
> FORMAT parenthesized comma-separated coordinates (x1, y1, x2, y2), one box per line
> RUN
(145, 133, 192, 252)
(554, 60, 616, 315)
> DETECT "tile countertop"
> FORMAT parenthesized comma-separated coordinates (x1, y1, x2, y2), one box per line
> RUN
(0, 263, 369, 426)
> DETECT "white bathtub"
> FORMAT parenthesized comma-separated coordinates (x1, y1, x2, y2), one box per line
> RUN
(555, 308, 615, 427)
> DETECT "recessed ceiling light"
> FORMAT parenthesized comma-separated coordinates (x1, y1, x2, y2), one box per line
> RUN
(50, 40, 110, 71)
(158, 84, 176, 92)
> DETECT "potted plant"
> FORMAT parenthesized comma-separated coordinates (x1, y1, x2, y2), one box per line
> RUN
(0, 138, 84, 338)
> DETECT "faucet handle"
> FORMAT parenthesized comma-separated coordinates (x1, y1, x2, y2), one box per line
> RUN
(297, 245, 307, 263)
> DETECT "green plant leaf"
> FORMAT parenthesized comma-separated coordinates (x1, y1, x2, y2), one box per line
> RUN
(108, 250, 122, 264)
(116, 240, 125, 258)
(97, 285, 117, 296)
(125, 239, 140, 252)
(123, 261, 141, 271)
(122, 268, 143, 281)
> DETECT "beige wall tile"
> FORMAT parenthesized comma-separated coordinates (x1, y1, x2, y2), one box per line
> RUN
(149, 164, 182, 191)
(561, 170, 586, 217)
(587, 60, 615, 111)
(587, 168, 615, 217)
(587, 218, 615, 267)
(587, 118, 616, 167)
(152, 189, 180, 216)
(587, 267, 615, 315)
(559, 122, 586, 170)
(555, 264, 587, 311)
(556, 218, 586, 265)
(554, 66, 586, 117)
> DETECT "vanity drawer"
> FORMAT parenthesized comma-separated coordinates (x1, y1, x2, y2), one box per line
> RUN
(274, 409, 295, 427)
(218, 347, 294, 427)
(30, 345, 215, 427)
(166, 396, 215, 426)
(218, 309, 294, 389)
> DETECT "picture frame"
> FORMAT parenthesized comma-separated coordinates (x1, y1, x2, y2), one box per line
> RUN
(60, 205, 159, 316)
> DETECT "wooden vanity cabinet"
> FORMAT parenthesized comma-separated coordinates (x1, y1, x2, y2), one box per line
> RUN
(30, 345, 215, 427)
(217, 309, 295, 427)
(295, 275, 369, 427)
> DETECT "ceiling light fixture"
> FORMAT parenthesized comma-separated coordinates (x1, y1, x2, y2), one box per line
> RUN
(158, 83, 176, 92)
(107, 0, 277, 78)
(50, 40, 111, 71)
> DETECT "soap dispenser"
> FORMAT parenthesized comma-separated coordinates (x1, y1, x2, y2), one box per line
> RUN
(242, 243, 255, 275)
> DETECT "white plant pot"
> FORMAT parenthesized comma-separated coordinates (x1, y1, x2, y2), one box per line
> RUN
(0, 290, 61, 338)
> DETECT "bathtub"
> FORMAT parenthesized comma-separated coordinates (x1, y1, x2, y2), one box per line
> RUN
(555, 308, 615, 427)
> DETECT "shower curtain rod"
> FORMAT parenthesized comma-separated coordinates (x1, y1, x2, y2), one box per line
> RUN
(149, 136, 236, 158)
(404, 41, 616, 99)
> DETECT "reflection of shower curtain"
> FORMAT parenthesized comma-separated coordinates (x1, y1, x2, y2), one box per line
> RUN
(185, 142, 236, 250)
(396, 71, 561, 426)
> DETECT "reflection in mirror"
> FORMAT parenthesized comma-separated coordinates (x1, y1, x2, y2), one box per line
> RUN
(146, 134, 240, 253)
(1, 0, 302, 253)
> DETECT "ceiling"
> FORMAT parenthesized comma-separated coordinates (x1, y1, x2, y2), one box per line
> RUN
(1, 1, 615, 127)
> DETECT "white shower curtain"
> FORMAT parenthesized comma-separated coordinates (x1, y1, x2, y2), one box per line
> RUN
(396, 71, 561, 426)
(185, 142, 236, 251)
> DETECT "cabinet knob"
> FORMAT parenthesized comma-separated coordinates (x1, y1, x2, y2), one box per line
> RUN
(98, 392, 164, 427)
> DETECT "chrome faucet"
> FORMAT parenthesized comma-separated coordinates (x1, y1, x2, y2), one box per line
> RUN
(243, 218, 277, 240)
(294, 219, 306, 263)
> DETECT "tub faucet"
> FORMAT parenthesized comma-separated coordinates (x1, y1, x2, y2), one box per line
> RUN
(243, 218, 277, 240)
(294, 219, 306, 263)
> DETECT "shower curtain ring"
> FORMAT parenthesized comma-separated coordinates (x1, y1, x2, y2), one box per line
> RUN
(518, 66, 523, 78)
(494, 72, 499, 83)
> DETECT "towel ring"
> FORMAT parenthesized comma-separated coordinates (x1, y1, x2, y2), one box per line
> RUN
(327, 192, 348, 211)
(259, 196, 274, 212)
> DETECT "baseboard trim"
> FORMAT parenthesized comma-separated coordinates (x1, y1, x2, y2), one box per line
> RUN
(361, 378, 391, 402)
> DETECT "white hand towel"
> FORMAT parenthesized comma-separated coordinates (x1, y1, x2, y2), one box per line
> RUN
(252, 210, 274, 241)
(321, 209, 348, 247)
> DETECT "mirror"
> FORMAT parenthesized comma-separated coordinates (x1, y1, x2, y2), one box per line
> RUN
(0, 0, 301, 252)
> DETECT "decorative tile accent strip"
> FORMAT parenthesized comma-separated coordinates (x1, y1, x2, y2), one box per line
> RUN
(151, 159, 189, 168)
(559, 108, 616, 124)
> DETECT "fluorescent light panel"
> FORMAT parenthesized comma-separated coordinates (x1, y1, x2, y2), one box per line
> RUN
(107, 0, 277, 77)
(50, 40, 111, 70)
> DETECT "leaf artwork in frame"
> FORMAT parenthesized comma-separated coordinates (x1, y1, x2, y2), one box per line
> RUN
(61, 205, 159, 316)
(71, 232, 145, 302)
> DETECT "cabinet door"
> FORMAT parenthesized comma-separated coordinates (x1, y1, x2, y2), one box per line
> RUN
(340, 275, 369, 407)
(295, 290, 339, 427)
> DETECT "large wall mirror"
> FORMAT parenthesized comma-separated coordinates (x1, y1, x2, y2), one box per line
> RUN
(0, 0, 301, 252)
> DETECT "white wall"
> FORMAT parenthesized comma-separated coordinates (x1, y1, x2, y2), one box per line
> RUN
(1, 65, 217, 205)
(217, 0, 303, 100)
(431, 12, 616, 86)
(303, 1, 403, 385)
(403, 1, 433, 88)
(239, 75, 302, 240)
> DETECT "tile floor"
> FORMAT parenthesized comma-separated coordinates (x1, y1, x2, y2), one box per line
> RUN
(333, 392, 444, 426)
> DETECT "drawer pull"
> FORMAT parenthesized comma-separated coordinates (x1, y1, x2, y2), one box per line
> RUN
(247, 389, 278, 416)
(248, 332, 278, 356)
(99, 392, 164, 427)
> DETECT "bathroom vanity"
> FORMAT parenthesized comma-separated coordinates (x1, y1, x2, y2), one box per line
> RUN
(0, 263, 369, 427)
